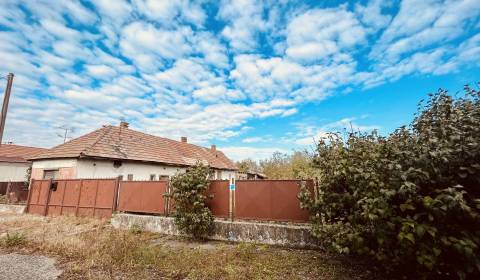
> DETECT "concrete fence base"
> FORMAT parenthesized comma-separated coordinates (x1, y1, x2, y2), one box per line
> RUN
(111, 213, 319, 248)
(0, 204, 26, 214)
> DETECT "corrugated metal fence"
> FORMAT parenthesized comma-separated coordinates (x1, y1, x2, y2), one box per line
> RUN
(26, 178, 313, 222)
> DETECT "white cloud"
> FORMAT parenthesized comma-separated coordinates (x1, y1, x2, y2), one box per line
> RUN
(286, 7, 366, 62)
(85, 64, 117, 79)
(217, 0, 269, 52)
(242, 137, 264, 143)
(220, 146, 288, 161)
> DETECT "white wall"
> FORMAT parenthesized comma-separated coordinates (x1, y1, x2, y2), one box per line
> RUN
(76, 159, 187, 180)
(31, 159, 76, 169)
(31, 158, 237, 181)
(0, 162, 30, 181)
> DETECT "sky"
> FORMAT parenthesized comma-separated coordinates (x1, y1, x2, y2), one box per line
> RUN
(0, 0, 479, 161)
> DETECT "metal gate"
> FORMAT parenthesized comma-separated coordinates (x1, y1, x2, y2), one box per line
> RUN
(26, 179, 119, 219)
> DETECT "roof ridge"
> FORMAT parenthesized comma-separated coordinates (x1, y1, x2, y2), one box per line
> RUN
(80, 125, 113, 156)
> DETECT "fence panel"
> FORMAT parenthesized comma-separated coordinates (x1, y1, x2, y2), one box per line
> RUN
(207, 180, 229, 218)
(117, 181, 167, 214)
(27, 179, 117, 219)
(235, 180, 312, 222)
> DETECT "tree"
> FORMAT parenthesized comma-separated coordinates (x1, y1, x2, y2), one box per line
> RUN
(299, 86, 480, 278)
(259, 151, 315, 179)
(168, 163, 214, 238)
(236, 158, 260, 173)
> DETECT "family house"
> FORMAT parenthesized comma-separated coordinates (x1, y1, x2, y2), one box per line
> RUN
(28, 122, 237, 180)
(0, 144, 46, 182)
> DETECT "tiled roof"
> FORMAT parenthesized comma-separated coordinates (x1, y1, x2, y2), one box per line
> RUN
(0, 144, 47, 163)
(29, 125, 237, 170)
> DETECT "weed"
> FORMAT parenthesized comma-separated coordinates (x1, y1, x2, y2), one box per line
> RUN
(1, 232, 26, 247)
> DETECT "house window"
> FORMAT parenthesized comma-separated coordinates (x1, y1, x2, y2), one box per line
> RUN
(217, 170, 222, 180)
(43, 170, 59, 180)
(150, 174, 156, 181)
(127, 174, 133, 181)
(118, 175, 124, 181)
(159, 175, 169, 181)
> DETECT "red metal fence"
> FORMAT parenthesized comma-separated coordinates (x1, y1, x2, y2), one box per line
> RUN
(26, 179, 118, 219)
(26, 178, 313, 222)
(0, 182, 29, 203)
(235, 180, 312, 222)
(117, 180, 168, 214)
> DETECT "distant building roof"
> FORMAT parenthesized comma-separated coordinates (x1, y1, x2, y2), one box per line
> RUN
(0, 144, 47, 163)
(29, 124, 237, 170)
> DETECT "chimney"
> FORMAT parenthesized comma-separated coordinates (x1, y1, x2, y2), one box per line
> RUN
(211, 144, 216, 152)
(120, 121, 129, 128)
(181, 136, 187, 143)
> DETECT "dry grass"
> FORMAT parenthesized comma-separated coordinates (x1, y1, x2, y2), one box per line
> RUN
(0, 213, 380, 279)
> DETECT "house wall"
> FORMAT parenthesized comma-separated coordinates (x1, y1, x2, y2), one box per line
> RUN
(0, 162, 30, 182)
(76, 159, 186, 180)
(31, 159, 77, 180)
(31, 158, 236, 180)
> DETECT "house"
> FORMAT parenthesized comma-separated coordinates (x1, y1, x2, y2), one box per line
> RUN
(237, 170, 267, 180)
(0, 144, 46, 182)
(28, 122, 237, 181)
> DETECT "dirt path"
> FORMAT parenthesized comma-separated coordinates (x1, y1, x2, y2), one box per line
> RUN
(0, 253, 62, 280)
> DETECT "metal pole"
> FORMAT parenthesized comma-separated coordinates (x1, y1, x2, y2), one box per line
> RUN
(0, 73, 14, 145)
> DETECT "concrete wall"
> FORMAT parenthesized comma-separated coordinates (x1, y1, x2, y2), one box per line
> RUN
(31, 158, 236, 180)
(0, 162, 30, 181)
(111, 213, 319, 248)
(0, 204, 26, 214)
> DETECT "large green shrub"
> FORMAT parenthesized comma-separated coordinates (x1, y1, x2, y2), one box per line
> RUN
(299, 86, 480, 279)
(169, 163, 214, 238)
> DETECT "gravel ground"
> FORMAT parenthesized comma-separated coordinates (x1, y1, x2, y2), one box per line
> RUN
(0, 253, 62, 280)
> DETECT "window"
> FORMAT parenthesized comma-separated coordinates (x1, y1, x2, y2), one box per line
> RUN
(118, 175, 124, 181)
(127, 174, 133, 181)
(43, 170, 59, 180)
(150, 174, 156, 181)
(159, 175, 169, 181)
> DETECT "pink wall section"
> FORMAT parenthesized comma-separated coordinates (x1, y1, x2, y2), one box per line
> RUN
(31, 168, 43, 180)
(59, 167, 75, 179)
(30, 167, 76, 180)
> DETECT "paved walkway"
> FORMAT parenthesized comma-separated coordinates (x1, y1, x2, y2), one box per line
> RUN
(0, 253, 62, 280)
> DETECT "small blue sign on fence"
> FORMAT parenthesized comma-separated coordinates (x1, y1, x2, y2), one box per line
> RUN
(229, 184, 235, 191)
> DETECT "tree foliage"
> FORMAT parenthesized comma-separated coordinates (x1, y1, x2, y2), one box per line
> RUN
(260, 151, 315, 179)
(169, 163, 214, 238)
(299, 86, 480, 279)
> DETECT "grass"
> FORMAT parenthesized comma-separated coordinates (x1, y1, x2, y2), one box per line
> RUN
(0, 213, 380, 279)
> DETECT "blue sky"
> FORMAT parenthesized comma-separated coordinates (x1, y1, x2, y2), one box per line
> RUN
(0, 0, 479, 161)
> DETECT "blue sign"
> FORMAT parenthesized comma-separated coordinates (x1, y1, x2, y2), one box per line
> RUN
(229, 184, 235, 190)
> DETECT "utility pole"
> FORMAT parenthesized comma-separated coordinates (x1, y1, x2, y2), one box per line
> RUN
(0, 73, 14, 145)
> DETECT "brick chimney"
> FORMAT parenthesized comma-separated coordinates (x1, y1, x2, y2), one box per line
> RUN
(180, 136, 187, 143)
(211, 144, 216, 152)
(120, 121, 129, 128)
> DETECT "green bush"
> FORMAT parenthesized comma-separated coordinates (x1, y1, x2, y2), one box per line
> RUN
(299, 86, 480, 279)
(169, 163, 214, 238)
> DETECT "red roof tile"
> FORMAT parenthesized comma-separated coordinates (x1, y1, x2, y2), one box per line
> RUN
(0, 144, 47, 163)
(29, 125, 237, 170)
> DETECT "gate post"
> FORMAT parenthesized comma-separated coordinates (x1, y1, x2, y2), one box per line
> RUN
(43, 179, 53, 216)
(25, 179, 34, 214)
(112, 176, 121, 212)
